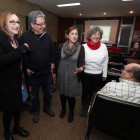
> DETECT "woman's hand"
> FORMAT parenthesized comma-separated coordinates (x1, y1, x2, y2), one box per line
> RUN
(102, 77, 107, 81)
(74, 65, 85, 73)
(27, 69, 34, 76)
(53, 74, 56, 81)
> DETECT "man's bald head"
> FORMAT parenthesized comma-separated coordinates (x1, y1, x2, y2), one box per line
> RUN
(125, 63, 140, 82)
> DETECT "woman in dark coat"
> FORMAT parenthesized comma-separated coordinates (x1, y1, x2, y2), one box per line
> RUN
(53, 26, 85, 123)
(132, 42, 140, 60)
(0, 11, 30, 140)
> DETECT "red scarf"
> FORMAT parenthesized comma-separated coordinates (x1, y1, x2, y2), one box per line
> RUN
(132, 49, 140, 57)
(132, 51, 136, 57)
(87, 40, 101, 50)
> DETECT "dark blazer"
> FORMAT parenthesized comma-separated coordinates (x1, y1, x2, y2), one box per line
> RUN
(0, 30, 29, 113)
(54, 43, 85, 82)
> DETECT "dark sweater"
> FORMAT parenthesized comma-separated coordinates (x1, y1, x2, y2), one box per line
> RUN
(54, 43, 85, 82)
(20, 29, 55, 76)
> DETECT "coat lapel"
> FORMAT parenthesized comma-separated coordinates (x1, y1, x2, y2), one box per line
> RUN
(0, 30, 15, 54)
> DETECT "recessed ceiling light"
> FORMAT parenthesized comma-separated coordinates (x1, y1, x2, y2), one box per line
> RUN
(130, 11, 133, 13)
(122, 0, 133, 1)
(79, 14, 82, 16)
(57, 3, 81, 7)
(104, 13, 106, 15)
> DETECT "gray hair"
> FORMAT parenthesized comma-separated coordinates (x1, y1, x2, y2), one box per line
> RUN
(86, 26, 103, 40)
(131, 66, 140, 82)
(28, 11, 45, 24)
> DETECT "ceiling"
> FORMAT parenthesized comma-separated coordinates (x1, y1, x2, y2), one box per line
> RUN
(26, 0, 140, 18)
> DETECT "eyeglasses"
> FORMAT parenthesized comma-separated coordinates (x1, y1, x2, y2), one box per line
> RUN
(121, 66, 132, 73)
(9, 21, 21, 26)
(35, 22, 46, 26)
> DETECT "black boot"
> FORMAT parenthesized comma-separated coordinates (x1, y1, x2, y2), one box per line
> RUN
(4, 131, 14, 140)
(68, 111, 74, 123)
(59, 109, 66, 119)
(68, 97, 75, 123)
(79, 101, 87, 116)
(12, 127, 29, 138)
(60, 94, 66, 119)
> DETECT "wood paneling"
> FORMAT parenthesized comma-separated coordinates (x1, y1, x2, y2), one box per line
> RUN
(57, 17, 74, 44)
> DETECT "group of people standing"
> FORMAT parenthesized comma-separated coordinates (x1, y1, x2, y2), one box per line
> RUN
(0, 10, 108, 140)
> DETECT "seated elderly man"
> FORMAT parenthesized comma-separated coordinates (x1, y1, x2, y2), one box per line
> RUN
(99, 63, 140, 103)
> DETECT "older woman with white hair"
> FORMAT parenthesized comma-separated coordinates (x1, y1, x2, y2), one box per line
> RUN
(79, 26, 108, 117)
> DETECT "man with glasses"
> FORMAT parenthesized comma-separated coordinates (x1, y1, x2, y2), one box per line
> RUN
(20, 11, 55, 123)
(98, 63, 140, 103)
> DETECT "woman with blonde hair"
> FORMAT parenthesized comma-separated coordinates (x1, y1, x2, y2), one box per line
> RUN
(0, 11, 30, 140)
(79, 26, 108, 117)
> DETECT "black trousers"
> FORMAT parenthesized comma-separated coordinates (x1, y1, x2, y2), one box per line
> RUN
(3, 111, 21, 132)
(81, 72, 102, 102)
(60, 94, 75, 114)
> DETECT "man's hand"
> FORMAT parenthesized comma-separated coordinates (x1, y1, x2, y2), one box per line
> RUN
(27, 69, 34, 76)
(74, 65, 85, 73)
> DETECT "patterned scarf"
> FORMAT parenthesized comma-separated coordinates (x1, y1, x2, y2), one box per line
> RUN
(63, 40, 80, 58)
(87, 40, 101, 50)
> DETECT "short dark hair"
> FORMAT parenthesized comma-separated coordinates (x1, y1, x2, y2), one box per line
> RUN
(131, 66, 140, 82)
(67, 26, 78, 35)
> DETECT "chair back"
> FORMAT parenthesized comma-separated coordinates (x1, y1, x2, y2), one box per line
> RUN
(109, 55, 124, 63)
(119, 53, 131, 56)
(88, 93, 140, 140)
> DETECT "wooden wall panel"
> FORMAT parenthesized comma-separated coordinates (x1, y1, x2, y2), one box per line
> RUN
(57, 17, 74, 44)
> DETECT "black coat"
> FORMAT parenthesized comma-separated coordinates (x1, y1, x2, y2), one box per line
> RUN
(0, 30, 29, 113)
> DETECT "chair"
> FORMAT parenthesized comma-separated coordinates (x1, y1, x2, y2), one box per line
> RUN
(119, 53, 131, 56)
(107, 47, 121, 55)
(127, 58, 140, 64)
(121, 55, 132, 65)
(85, 93, 140, 140)
(109, 55, 124, 63)
(108, 62, 124, 70)
(107, 62, 123, 82)
(107, 71, 121, 82)
(108, 52, 118, 55)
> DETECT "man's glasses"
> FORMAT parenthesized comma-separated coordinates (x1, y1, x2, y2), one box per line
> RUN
(9, 21, 21, 26)
(121, 66, 132, 73)
(35, 22, 46, 26)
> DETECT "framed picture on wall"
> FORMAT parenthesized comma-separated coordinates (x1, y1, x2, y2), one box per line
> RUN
(133, 31, 140, 42)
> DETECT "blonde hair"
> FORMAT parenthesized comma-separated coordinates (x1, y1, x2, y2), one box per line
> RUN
(0, 11, 22, 39)
(86, 26, 103, 40)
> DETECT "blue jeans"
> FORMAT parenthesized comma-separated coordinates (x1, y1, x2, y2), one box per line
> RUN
(29, 72, 52, 113)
